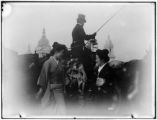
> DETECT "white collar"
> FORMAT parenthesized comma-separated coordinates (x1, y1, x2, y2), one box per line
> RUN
(51, 56, 59, 65)
(98, 63, 106, 73)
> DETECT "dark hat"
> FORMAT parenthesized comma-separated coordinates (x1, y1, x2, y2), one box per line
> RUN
(77, 14, 86, 22)
(96, 49, 110, 62)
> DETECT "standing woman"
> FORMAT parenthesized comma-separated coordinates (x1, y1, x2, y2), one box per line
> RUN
(36, 42, 68, 115)
(95, 49, 115, 104)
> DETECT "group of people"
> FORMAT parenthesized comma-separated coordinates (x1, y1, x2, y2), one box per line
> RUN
(35, 14, 117, 114)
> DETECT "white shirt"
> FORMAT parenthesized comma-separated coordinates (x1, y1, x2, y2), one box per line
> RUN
(98, 63, 106, 74)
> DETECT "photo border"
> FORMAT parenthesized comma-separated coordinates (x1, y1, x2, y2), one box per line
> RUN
(1, 1, 156, 119)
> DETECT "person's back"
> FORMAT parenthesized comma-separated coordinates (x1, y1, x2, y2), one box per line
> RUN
(72, 24, 86, 46)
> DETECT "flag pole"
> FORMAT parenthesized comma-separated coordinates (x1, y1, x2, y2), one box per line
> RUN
(96, 6, 124, 33)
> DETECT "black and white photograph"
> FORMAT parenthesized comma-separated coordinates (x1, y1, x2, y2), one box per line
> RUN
(1, 1, 156, 119)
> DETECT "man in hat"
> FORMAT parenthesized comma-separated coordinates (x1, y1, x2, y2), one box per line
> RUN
(71, 14, 96, 63)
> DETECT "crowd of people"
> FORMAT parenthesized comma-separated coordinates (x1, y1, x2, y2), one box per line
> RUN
(31, 14, 117, 114)
(19, 14, 147, 115)
(34, 41, 118, 114)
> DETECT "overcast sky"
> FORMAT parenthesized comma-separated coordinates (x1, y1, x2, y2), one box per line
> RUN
(2, 2, 154, 61)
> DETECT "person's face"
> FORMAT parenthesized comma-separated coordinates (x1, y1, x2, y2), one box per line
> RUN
(86, 42, 91, 49)
(60, 59, 67, 67)
(80, 20, 86, 26)
(82, 21, 86, 26)
(56, 50, 64, 60)
(96, 54, 104, 67)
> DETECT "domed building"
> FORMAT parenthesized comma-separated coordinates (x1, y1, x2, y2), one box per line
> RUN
(27, 43, 32, 54)
(104, 34, 115, 60)
(36, 28, 51, 58)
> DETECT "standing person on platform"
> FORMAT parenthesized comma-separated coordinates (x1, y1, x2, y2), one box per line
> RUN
(71, 14, 96, 63)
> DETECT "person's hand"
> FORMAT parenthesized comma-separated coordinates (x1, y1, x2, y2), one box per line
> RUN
(92, 32, 97, 37)
(91, 32, 96, 39)
(96, 77, 105, 86)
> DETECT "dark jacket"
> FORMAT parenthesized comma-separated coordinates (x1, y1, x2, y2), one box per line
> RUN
(83, 47, 96, 80)
(96, 63, 116, 98)
(72, 24, 95, 46)
(98, 63, 112, 89)
(71, 24, 95, 60)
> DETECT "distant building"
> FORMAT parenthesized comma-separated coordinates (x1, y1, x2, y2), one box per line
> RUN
(27, 44, 32, 54)
(104, 34, 115, 60)
(36, 28, 51, 58)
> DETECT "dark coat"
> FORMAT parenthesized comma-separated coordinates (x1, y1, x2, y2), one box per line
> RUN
(97, 63, 113, 90)
(95, 63, 116, 102)
(71, 24, 95, 60)
(72, 24, 95, 46)
(83, 47, 95, 79)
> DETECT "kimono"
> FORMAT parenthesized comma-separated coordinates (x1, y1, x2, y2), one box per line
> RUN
(37, 56, 66, 115)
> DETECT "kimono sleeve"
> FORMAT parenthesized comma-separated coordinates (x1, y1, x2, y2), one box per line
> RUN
(37, 60, 50, 90)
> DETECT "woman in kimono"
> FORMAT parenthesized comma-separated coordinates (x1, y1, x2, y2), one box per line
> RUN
(35, 42, 68, 115)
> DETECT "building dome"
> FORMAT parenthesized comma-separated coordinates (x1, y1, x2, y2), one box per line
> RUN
(36, 28, 51, 58)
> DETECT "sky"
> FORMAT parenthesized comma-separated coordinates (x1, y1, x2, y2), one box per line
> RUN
(2, 2, 155, 61)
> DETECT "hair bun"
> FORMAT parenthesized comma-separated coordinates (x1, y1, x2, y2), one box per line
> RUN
(52, 42, 59, 48)
(96, 49, 110, 62)
(102, 49, 109, 55)
(51, 42, 66, 56)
